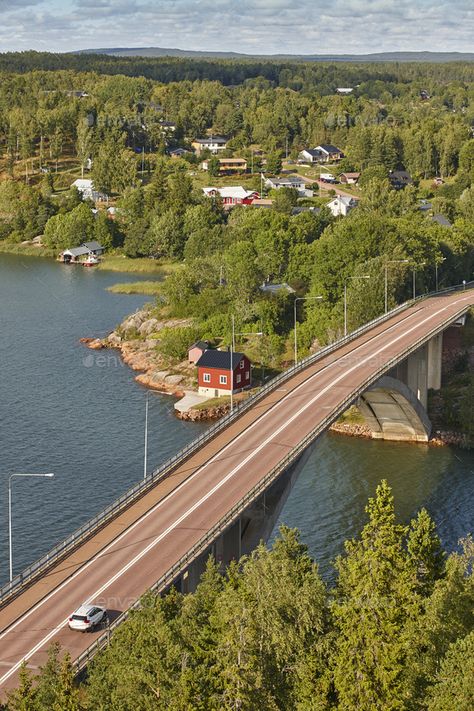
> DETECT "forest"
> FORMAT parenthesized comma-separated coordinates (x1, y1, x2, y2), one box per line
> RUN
(0, 54, 473, 356)
(4, 482, 473, 710)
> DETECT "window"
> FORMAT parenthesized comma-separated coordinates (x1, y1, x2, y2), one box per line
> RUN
(245, 371, 250, 380)
(203, 373, 211, 383)
(240, 361, 244, 369)
(219, 375, 227, 385)
(236, 374, 241, 384)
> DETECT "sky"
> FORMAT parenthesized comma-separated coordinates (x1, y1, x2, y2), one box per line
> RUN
(0, 0, 473, 56)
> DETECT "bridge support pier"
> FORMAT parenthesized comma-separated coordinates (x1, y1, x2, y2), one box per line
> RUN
(427, 332, 443, 390)
(177, 446, 315, 594)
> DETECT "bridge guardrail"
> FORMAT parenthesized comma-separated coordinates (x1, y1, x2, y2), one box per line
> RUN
(1, 281, 472, 607)
(74, 291, 474, 673)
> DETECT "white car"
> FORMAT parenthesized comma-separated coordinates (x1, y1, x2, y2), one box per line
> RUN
(68, 604, 107, 632)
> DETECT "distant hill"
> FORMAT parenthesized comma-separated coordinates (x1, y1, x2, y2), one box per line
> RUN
(75, 48, 474, 63)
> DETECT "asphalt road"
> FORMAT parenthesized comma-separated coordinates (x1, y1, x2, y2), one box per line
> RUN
(0, 289, 472, 696)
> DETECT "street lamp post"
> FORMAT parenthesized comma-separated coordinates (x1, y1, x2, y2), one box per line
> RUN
(143, 392, 149, 480)
(344, 275, 370, 337)
(8, 472, 55, 582)
(412, 262, 426, 300)
(294, 296, 323, 365)
(435, 257, 446, 292)
(384, 260, 409, 313)
(230, 315, 263, 411)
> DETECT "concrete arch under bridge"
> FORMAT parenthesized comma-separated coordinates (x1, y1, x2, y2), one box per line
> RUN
(357, 375, 432, 442)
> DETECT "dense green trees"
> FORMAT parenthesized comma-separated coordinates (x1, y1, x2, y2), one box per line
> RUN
(0, 56, 473, 358)
(7, 483, 473, 710)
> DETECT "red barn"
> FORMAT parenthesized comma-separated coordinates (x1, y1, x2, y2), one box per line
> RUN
(196, 350, 252, 397)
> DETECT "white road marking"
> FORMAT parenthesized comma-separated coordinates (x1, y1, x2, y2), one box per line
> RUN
(0, 298, 419, 643)
(1, 294, 471, 686)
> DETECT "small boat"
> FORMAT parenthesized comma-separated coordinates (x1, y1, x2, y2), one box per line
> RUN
(82, 254, 100, 267)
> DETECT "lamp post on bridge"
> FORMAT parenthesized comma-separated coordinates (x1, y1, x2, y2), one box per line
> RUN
(344, 275, 370, 337)
(230, 315, 263, 412)
(294, 296, 323, 365)
(8, 472, 55, 582)
(435, 257, 446, 292)
(412, 262, 426, 300)
(384, 260, 409, 314)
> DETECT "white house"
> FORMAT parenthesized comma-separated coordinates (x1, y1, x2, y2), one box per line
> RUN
(192, 136, 228, 154)
(264, 175, 313, 197)
(327, 195, 358, 217)
(336, 87, 354, 95)
(71, 179, 106, 202)
(298, 144, 343, 164)
(202, 186, 259, 205)
(298, 148, 321, 164)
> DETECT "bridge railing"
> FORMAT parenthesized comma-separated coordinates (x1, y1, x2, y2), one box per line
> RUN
(74, 290, 472, 673)
(1, 281, 472, 607)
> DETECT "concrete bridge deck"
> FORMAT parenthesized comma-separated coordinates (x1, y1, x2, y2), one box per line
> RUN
(0, 288, 472, 695)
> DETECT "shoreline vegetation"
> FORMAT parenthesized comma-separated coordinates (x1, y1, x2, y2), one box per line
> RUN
(106, 281, 164, 295)
(83, 305, 473, 447)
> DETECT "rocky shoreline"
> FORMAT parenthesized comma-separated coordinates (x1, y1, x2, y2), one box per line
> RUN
(328, 421, 468, 447)
(81, 308, 470, 446)
(81, 308, 195, 399)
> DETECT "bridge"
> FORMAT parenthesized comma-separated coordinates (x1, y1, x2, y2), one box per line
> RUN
(0, 285, 472, 695)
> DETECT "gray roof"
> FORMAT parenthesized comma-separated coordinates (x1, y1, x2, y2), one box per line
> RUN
(268, 176, 303, 186)
(430, 214, 452, 227)
(196, 350, 247, 370)
(390, 170, 413, 183)
(317, 144, 342, 154)
(63, 246, 90, 257)
(83, 241, 103, 251)
(189, 340, 210, 351)
(300, 148, 320, 157)
(291, 206, 321, 215)
(195, 136, 228, 144)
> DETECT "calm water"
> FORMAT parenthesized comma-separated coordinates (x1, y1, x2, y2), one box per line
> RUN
(0, 254, 472, 585)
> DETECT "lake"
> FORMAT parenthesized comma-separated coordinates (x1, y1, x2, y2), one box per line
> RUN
(0, 253, 472, 584)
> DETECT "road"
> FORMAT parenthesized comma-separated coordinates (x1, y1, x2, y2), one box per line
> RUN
(291, 171, 359, 198)
(0, 289, 472, 696)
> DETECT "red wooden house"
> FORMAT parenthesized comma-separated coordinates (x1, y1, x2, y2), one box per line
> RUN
(196, 350, 251, 397)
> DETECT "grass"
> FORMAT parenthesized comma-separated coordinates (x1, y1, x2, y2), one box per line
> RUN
(336, 405, 366, 425)
(191, 389, 257, 411)
(0, 242, 56, 258)
(97, 254, 178, 274)
(107, 281, 164, 295)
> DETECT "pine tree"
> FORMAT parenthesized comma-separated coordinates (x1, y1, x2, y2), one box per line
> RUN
(407, 508, 445, 597)
(34, 642, 62, 710)
(331, 480, 415, 710)
(52, 654, 80, 711)
(5, 663, 36, 711)
(427, 631, 474, 711)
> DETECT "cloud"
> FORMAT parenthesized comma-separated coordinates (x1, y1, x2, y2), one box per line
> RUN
(0, 0, 472, 55)
(0, 0, 42, 8)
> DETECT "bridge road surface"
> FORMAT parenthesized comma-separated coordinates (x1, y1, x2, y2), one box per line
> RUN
(0, 289, 472, 696)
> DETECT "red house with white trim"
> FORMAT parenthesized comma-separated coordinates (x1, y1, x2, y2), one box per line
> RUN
(196, 350, 252, 397)
(202, 186, 260, 206)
